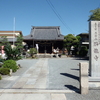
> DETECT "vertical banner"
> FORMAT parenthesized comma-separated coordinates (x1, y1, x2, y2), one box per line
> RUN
(36, 44, 39, 53)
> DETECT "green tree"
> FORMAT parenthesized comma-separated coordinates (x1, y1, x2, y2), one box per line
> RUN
(0, 35, 23, 60)
(0, 36, 10, 47)
(76, 35, 81, 48)
(88, 8, 100, 21)
(15, 35, 23, 51)
(4, 44, 20, 60)
(63, 34, 79, 55)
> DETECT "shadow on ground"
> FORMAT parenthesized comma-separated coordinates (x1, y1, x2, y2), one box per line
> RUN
(72, 57, 89, 61)
(65, 85, 80, 93)
(60, 73, 79, 81)
(71, 68, 79, 71)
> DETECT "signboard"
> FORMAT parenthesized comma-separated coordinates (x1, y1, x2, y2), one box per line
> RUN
(89, 21, 100, 77)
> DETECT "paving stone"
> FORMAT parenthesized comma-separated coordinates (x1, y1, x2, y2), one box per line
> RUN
(51, 94, 66, 100)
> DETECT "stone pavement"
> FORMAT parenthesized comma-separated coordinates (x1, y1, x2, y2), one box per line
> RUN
(0, 89, 72, 100)
(0, 58, 100, 100)
(0, 89, 100, 100)
(12, 58, 48, 89)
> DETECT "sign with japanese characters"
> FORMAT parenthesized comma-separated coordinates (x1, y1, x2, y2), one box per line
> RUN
(89, 21, 100, 77)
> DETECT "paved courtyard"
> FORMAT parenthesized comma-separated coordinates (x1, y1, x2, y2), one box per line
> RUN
(0, 57, 100, 100)
(0, 57, 88, 90)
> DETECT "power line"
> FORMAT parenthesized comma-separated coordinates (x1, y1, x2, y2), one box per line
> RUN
(46, 0, 76, 34)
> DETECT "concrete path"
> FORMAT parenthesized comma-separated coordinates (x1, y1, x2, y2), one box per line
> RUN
(0, 89, 67, 100)
(12, 58, 48, 89)
(0, 89, 100, 100)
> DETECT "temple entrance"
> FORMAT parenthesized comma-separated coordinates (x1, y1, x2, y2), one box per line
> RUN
(39, 43, 52, 53)
(24, 40, 63, 54)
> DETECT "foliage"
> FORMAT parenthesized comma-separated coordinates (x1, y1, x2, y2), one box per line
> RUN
(4, 44, 21, 60)
(88, 8, 100, 21)
(0, 55, 5, 62)
(0, 36, 10, 47)
(2, 60, 18, 72)
(15, 35, 23, 52)
(63, 34, 79, 55)
(79, 46, 88, 57)
(0, 68, 10, 75)
(1, 35, 24, 60)
(0, 62, 3, 67)
(76, 36, 81, 42)
(0, 74, 2, 80)
(15, 35, 24, 59)
(28, 48, 37, 57)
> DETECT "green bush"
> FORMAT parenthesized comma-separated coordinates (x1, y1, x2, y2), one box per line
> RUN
(2, 60, 18, 72)
(0, 57, 6, 62)
(28, 48, 37, 58)
(0, 68, 10, 75)
(0, 74, 2, 80)
(79, 46, 88, 57)
(0, 62, 3, 67)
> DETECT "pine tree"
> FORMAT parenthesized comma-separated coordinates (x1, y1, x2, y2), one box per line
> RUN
(88, 8, 100, 21)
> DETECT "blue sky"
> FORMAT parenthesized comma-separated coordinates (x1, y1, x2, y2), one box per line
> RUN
(0, 0, 100, 36)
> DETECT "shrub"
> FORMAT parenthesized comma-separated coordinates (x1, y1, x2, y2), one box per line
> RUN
(28, 48, 37, 58)
(0, 56, 6, 62)
(0, 62, 3, 67)
(2, 60, 18, 72)
(0, 68, 10, 75)
(79, 46, 88, 57)
(0, 74, 2, 80)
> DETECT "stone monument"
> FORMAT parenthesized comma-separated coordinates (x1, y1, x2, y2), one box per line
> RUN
(89, 21, 100, 87)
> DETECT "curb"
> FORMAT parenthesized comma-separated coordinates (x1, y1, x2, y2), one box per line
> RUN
(0, 89, 78, 94)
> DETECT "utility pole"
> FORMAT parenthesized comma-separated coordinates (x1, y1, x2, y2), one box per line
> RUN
(13, 17, 15, 46)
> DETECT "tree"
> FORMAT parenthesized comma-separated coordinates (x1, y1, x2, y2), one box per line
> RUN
(88, 8, 100, 21)
(15, 35, 24, 57)
(0, 36, 10, 47)
(4, 44, 20, 60)
(63, 34, 79, 55)
(76, 35, 81, 48)
(0, 35, 24, 60)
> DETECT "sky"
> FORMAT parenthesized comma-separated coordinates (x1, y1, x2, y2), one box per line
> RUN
(0, 0, 100, 36)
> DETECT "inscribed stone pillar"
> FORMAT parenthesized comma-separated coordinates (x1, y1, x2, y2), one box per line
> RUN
(89, 21, 100, 77)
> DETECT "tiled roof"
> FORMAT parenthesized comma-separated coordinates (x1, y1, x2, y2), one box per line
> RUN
(0, 31, 23, 36)
(78, 33, 89, 36)
(23, 26, 64, 40)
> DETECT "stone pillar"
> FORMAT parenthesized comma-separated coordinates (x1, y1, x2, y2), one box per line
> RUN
(9, 69, 12, 76)
(79, 62, 88, 94)
(89, 21, 100, 77)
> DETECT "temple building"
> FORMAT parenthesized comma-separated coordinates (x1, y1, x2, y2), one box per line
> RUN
(23, 26, 64, 53)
